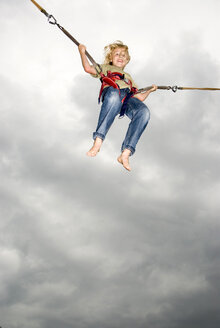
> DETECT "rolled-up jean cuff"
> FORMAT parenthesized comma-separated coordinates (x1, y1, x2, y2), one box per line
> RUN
(121, 145, 135, 156)
(93, 132, 105, 141)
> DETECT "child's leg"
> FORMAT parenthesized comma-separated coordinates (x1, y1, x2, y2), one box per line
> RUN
(118, 97, 150, 169)
(87, 87, 126, 156)
(93, 87, 123, 140)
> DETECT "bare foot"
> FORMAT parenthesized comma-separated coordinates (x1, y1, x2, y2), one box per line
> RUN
(117, 149, 131, 171)
(86, 137, 103, 157)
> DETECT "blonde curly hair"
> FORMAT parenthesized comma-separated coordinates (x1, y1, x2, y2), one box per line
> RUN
(103, 40, 130, 65)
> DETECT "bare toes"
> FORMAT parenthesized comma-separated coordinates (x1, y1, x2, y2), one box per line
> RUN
(87, 148, 100, 157)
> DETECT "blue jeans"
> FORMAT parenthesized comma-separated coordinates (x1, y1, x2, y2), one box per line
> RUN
(93, 87, 150, 155)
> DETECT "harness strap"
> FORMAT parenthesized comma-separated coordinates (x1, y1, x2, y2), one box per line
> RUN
(119, 86, 138, 118)
(98, 72, 121, 103)
(98, 70, 139, 117)
(99, 70, 136, 95)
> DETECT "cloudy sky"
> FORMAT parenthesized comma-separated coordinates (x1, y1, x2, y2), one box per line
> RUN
(1, 1, 220, 327)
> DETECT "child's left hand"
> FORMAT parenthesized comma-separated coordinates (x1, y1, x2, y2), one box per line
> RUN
(150, 84, 157, 92)
(134, 84, 158, 101)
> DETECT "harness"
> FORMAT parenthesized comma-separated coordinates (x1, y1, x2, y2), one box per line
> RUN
(99, 70, 138, 117)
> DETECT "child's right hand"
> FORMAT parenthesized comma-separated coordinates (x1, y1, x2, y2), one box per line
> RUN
(78, 44, 96, 75)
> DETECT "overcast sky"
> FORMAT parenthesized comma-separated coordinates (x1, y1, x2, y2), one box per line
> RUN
(1, 1, 220, 328)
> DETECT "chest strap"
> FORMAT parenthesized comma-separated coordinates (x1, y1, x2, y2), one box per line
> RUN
(98, 71, 123, 103)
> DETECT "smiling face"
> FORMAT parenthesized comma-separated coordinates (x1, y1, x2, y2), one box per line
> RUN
(111, 47, 129, 69)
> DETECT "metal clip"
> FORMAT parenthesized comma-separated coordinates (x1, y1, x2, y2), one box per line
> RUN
(171, 85, 178, 92)
(48, 15, 57, 25)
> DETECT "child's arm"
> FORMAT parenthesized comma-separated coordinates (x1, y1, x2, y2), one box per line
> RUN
(134, 85, 157, 101)
(78, 44, 97, 75)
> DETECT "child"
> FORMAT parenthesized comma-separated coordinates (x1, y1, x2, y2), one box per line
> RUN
(78, 41, 157, 171)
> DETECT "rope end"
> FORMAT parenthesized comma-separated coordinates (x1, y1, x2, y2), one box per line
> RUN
(30, 0, 49, 17)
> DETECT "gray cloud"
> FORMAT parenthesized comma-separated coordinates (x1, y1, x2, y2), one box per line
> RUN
(1, 1, 220, 328)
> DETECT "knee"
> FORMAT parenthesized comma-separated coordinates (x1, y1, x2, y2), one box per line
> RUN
(138, 104, 150, 123)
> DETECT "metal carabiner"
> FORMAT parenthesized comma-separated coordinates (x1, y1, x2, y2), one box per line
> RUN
(48, 15, 57, 25)
(171, 85, 178, 92)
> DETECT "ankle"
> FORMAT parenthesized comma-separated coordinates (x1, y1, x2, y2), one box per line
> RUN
(122, 149, 131, 157)
(94, 137, 103, 146)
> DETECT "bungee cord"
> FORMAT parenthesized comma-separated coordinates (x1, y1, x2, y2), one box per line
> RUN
(138, 85, 220, 93)
(30, 0, 102, 74)
(30, 0, 220, 93)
